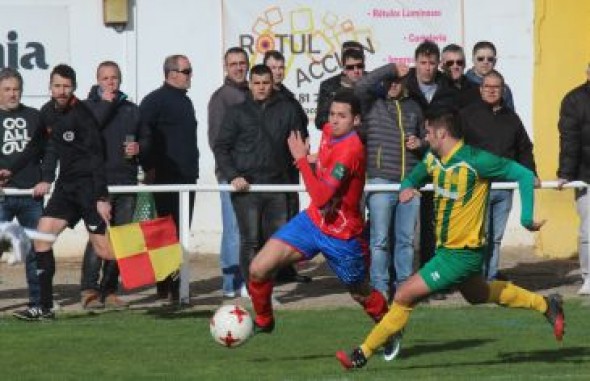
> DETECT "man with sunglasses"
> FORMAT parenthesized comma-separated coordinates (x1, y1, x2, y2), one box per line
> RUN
(465, 41, 515, 111)
(140, 54, 199, 304)
(441, 43, 478, 108)
(315, 41, 366, 130)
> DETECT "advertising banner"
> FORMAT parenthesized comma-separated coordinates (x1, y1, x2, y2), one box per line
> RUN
(223, 0, 463, 119)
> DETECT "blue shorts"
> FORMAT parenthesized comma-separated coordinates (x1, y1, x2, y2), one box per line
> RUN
(272, 212, 368, 285)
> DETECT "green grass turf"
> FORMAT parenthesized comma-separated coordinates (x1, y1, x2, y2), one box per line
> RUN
(0, 300, 589, 381)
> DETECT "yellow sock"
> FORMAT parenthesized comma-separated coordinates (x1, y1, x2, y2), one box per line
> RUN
(360, 302, 412, 358)
(487, 281, 548, 313)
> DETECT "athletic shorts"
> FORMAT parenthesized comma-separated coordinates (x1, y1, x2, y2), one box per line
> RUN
(418, 247, 484, 292)
(271, 211, 368, 285)
(43, 180, 107, 234)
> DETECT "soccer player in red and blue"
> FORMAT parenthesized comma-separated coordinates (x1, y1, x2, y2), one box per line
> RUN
(247, 91, 389, 335)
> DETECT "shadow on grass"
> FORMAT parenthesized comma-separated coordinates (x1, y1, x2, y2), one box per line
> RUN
(247, 340, 495, 364)
(401, 338, 495, 359)
(144, 306, 213, 320)
(397, 346, 590, 370)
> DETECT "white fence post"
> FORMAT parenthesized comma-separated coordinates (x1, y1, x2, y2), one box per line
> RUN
(178, 190, 191, 304)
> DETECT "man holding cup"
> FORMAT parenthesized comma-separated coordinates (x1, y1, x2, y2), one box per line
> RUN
(80, 60, 151, 309)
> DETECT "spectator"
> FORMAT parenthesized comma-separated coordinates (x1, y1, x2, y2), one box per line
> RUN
(404, 40, 459, 300)
(315, 41, 365, 130)
(440, 43, 478, 108)
(213, 64, 307, 289)
(140, 54, 199, 304)
(465, 41, 515, 111)
(208, 47, 249, 298)
(0, 68, 56, 320)
(2, 64, 114, 320)
(355, 63, 423, 300)
(460, 70, 538, 281)
(80, 61, 150, 309)
(557, 63, 590, 295)
(262, 49, 311, 284)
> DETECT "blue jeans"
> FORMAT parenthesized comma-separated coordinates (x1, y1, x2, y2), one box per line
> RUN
(218, 178, 242, 294)
(484, 189, 513, 280)
(367, 178, 419, 295)
(0, 196, 43, 307)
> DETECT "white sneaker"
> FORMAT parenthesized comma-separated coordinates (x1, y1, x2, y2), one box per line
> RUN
(240, 284, 250, 298)
(577, 279, 590, 295)
(383, 331, 403, 361)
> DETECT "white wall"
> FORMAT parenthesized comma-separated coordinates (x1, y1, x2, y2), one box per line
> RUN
(1, 0, 536, 255)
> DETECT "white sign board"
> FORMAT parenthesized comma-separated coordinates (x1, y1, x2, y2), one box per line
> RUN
(0, 6, 70, 96)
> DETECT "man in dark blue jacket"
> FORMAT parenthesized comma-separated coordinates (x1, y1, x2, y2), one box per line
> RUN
(140, 54, 198, 304)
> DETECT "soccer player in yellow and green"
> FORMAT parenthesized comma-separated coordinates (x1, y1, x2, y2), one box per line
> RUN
(336, 110, 565, 370)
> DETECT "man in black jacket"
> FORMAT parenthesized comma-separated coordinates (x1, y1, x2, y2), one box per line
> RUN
(140, 54, 199, 303)
(214, 64, 308, 288)
(1, 64, 114, 321)
(460, 70, 538, 281)
(315, 41, 365, 130)
(263, 50, 311, 285)
(80, 61, 150, 309)
(557, 64, 590, 295)
(0, 68, 56, 318)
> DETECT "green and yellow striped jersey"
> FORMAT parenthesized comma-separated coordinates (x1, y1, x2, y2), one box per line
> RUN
(401, 141, 535, 250)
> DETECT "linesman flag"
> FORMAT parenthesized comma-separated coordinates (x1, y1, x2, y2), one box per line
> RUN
(109, 216, 182, 290)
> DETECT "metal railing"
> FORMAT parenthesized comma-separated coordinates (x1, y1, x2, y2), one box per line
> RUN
(2, 180, 586, 304)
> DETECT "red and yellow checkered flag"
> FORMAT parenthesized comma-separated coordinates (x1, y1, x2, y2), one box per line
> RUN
(109, 215, 183, 290)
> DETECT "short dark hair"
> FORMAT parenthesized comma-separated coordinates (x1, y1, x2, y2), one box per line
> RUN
(482, 69, 505, 86)
(0, 67, 23, 89)
(415, 40, 440, 60)
(425, 109, 462, 139)
(442, 43, 464, 56)
(342, 49, 364, 65)
(224, 47, 249, 63)
(341, 40, 364, 57)
(263, 50, 285, 65)
(249, 64, 272, 79)
(331, 90, 361, 117)
(50, 64, 77, 89)
(472, 41, 497, 56)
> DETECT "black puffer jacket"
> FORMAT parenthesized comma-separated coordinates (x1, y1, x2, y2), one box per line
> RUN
(214, 92, 308, 184)
(85, 86, 150, 185)
(558, 82, 590, 182)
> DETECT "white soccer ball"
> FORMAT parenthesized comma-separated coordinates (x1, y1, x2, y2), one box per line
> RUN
(209, 304, 253, 348)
